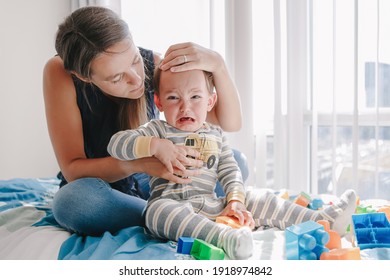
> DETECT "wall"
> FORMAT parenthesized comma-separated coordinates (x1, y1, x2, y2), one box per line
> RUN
(0, 1, 71, 179)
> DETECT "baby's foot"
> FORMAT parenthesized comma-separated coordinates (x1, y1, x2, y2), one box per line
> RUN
(324, 189, 357, 236)
(221, 227, 253, 260)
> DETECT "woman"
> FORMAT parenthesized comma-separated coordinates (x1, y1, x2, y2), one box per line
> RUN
(43, 6, 242, 236)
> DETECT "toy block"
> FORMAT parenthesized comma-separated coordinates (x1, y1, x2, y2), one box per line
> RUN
(352, 213, 390, 249)
(317, 220, 341, 249)
(377, 206, 390, 222)
(320, 248, 361, 260)
(309, 198, 324, 210)
(285, 220, 330, 260)
(293, 192, 311, 208)
(356, 205, 376, 214)
(190, 239, 225, 260)
(177, 237, 195, 254)
(277, 189, 289, 200)
(216, 215, 243, 229)
(326, 231, 342, 249)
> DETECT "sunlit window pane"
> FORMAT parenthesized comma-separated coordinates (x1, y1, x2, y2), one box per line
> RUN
(121, 0, 211, 54)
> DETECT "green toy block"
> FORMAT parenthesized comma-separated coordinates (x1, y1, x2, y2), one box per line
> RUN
(356, 205, 376, 214)
(190, 239, 225, 260)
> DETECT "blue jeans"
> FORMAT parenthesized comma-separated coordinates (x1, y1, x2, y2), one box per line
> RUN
(52, 178, 146, 236)
(52, 149, 249, 236)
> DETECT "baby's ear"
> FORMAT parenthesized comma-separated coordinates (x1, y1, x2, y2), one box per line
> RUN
(154, 93, 164, 112)
(207, 93, 218, 112)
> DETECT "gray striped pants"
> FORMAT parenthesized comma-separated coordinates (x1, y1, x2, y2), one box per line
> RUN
(145, 189, 334, 247)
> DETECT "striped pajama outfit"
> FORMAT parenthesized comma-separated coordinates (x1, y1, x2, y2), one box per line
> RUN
(108, 119, 346, 247)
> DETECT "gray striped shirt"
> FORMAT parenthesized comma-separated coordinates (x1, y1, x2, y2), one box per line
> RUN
(108, 119, 245, 205)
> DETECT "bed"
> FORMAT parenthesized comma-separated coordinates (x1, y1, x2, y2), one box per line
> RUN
(1, 177, 389, 260)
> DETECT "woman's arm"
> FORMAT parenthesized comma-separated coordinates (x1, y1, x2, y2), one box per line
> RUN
(159, 42, 242, 132)
(43, 56, 133, 183)
(43, 56, 196, 184)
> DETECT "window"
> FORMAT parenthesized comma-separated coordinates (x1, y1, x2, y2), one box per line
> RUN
(252, 0, 390, 199)
(121, 0, 225, 56)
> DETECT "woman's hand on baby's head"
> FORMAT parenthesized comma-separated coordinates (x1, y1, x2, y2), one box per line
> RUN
(159, 42, 221, 73)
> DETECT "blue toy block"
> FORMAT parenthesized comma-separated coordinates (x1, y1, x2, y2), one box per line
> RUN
(285, 220, 330, 260)
(177, 237, 195, 254)
(352, 213, 390, 249)
(309, 198, 324, 210)
(190, 239, 225, 260)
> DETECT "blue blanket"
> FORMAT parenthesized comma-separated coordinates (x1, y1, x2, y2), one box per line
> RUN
(59, 227, 177, 260)
(0, 177, 180, 260)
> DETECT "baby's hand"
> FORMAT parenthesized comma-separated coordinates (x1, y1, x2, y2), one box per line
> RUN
(151, 138, 202, 174)
(221, 201, 255, 230)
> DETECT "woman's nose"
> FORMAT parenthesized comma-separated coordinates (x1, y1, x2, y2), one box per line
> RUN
(125, 68, 142, 87)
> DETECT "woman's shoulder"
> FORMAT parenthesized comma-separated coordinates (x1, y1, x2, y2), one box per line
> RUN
(43, 56, 76, 101)
(43, 56, 72, 84)
(44, 56, 64, 72)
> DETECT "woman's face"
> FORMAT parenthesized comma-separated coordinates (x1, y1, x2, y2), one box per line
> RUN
(89, 39, 145, 99)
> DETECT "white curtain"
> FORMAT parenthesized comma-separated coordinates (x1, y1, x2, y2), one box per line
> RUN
(224, 0, 255, 186)
(252, 0, 390, 200)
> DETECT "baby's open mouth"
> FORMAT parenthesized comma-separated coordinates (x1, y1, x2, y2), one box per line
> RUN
(179, 117, 195, 122)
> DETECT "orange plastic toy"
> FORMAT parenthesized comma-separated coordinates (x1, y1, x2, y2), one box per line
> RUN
(320, 248, 361, 260)
(294, 192, 311, 207)
(317, 220, 341, 250)
(216, 216, 243, 229)
(377, 206, 390, 222)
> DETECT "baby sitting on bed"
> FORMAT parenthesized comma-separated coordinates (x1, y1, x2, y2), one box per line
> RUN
(107, 65, 357, 260)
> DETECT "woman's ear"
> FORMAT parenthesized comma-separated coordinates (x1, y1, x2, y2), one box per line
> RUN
(70, 71, 91, 83)
(207, 93, 218, 112)
(154, 93, 164, 112)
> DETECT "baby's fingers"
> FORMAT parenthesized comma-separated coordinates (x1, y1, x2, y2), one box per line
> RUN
(242, 211, 255, 229)
(183, 146, 201, 159)
(173, 160, 187, 172)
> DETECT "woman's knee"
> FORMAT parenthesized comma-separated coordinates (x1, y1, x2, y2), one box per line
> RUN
(52, 178, 110, 233)
(53, 178, 108, 211)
